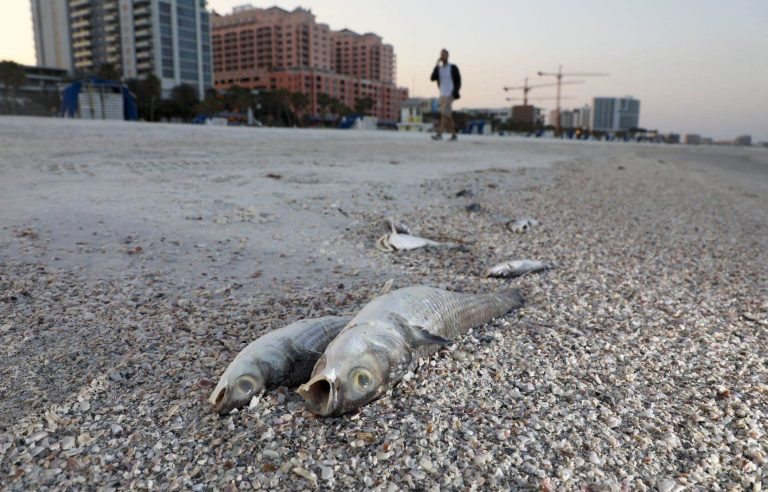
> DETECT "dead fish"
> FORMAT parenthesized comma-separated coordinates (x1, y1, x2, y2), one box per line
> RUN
(382, 218, 412, 235)
(209, 316, 350, 415)
(297, 286, 524, 416)
(376, 220, 458, 252)
(508, 217, 540, 234)
(484, 259, 552, 278)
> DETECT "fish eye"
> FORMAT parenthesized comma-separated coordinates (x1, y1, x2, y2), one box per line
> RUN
(237, 376, 255, 395)
(351, 368, 373, 390)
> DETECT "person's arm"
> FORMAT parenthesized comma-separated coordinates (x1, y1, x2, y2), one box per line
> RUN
(452, 65, 461, 91)
(430, 65, 439, 82)
(452, 65, 461, 98)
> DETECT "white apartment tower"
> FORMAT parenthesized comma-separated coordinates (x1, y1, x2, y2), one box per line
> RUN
(31, 0, 213, 98)
(30, 0, 74, 73)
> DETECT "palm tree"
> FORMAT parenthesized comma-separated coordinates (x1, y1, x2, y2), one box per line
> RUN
(0, 60, 27, 114)
(289, 92, 309, 117)
(316, 92, 331, 117)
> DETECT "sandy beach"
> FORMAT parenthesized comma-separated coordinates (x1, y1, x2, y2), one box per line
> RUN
(1, 116, 766, 490)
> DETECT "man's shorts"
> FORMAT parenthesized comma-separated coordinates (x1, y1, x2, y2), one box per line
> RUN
(439, 96, 454, 117)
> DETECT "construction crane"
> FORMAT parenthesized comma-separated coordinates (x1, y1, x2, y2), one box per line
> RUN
(505, 96, 572, 103)
(537, 65, 609, 135)
(503, 77, 585, 106)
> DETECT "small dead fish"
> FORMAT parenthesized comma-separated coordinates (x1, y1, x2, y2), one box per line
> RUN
(376, 220, 458, 252)
(484, 259, 551, 278)
(297, 286, 524, 416)
(508, 217, 540, 234)
(383, 218, 411, 235)
(209, 316, 350, 414)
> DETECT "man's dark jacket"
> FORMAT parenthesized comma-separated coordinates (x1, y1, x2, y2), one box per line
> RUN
(431, 64, 462, 99)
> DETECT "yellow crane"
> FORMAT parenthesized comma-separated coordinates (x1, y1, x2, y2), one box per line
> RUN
(537, 66, 609, 135)
(503, 76, 585, 106)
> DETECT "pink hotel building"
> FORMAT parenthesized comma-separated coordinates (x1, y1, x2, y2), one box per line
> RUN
(211, 6, 408, 122)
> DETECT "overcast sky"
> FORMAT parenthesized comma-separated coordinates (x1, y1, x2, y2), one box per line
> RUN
(2, 0, 767, 140)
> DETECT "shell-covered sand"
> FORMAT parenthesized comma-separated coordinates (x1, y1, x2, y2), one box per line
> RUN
(1, 117, 766, 490)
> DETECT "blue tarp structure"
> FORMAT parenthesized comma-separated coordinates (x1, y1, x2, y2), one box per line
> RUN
(462, 120, 489, 135)
(60, 78, 138, 120)
(338, 113, 363, 129)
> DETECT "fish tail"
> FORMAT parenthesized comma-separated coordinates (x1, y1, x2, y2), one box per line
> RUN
(494, 287, 525, 311)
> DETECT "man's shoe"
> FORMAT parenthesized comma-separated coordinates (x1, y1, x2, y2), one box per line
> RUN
(449, 134, 458, 141)
(431, 134, 443, 141)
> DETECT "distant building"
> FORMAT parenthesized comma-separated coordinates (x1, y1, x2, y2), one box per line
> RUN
(684, 134, 701, 145)
(332, 29, 395, 84)
(30, 0, 73, 74)
(397, 97, 436, 132)
(511, 105, 543, 126)
(572, 105, 591, 129)
(211, 5, 407, 122)
(463, 107, 512, 123)
(592, 96, 640, 132)
(31, 0, 213, 99)
(734, 135, 752, 146)
(546, 106, 590, 130)
(0, 65, 70, 115)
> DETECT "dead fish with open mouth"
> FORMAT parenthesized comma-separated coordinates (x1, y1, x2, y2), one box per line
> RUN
(507, 217, 540, 234)
(209, 316, 350, 415)
(297, 286, 524, 416)
(375, 219, 459, 252)
(484, 259, 552, 278)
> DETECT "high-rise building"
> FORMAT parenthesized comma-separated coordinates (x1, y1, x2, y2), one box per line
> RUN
(734, 135, 752, 146)
(684, 134, 701, 145)
(592, 97, 640, 132)
(211, 5, 407, 122)
(332, 30, 395, 84)
(572, 105, 591, 129)
(30, 0, 74, 73)
(32, 0, 213, 98)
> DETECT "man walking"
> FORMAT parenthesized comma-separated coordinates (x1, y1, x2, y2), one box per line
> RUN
(430, 49, 461, 141)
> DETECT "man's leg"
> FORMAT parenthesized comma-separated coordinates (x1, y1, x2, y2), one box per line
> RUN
(433, 97, 448, 140)
(447, 98, 457, 140)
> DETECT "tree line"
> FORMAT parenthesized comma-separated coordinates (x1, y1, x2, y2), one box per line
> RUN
(126, 72, 376, 126)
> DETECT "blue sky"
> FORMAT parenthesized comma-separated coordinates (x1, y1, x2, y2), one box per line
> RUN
(2, 0, 767, 140)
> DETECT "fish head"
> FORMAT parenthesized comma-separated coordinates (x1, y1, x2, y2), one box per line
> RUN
(209, 360, 266, 415)
(297, 321, 412, 417)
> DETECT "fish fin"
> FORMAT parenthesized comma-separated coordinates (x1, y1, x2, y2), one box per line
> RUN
(378, 279, 395, 296)
(375, 234, 394, 252)
(412, 326, 454, 347)
(389, 313, 454, 347)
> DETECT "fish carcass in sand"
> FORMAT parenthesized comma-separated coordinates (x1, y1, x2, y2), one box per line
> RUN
(508, 217, 540, 234)
(375, 219, 458, 252)
(210, 316, 350, 414)
(484, 259, 552, 278)
(297, 286, 524, 416)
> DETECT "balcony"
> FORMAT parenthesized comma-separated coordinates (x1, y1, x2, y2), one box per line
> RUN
(72, 18, 90, 29)
(69, 0, 90, 8)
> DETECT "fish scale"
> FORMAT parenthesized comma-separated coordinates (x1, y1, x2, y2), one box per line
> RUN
(349, 287, 524, 359)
